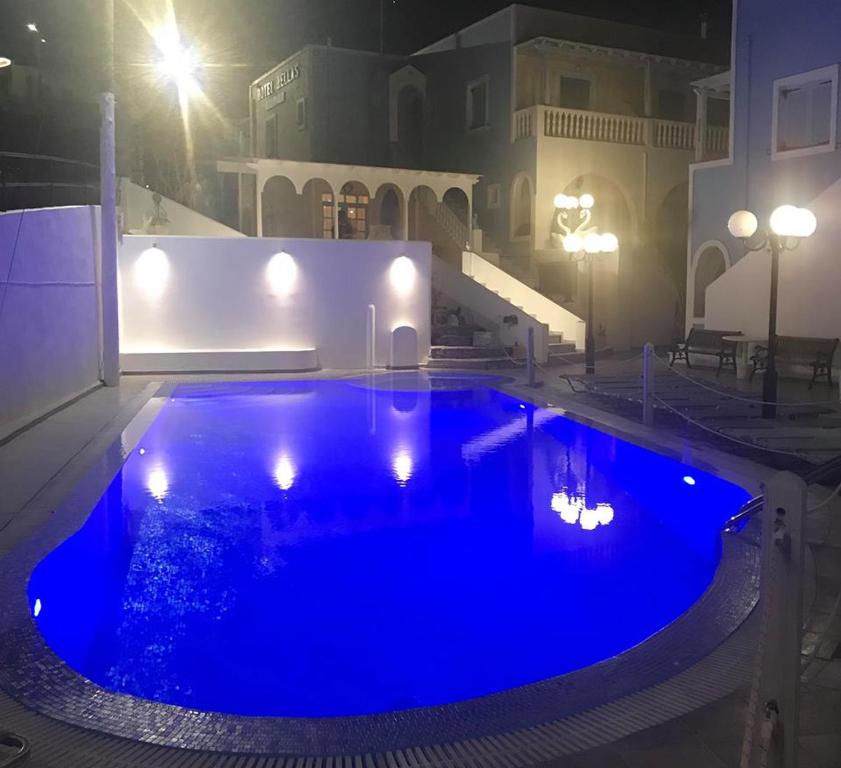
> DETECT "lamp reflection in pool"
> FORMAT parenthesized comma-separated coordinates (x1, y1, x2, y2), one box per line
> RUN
(389, 255, 416, 296)
(273, 454, 296, 491)
(146, 465, 169, 502)
(392, 448, 413, 486)
(134, 245, 170, 300)
(551, 491, 614, 530)
(683, 475, 696, 486)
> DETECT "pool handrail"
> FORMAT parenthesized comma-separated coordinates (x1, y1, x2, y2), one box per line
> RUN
(724, 453, 841, 532)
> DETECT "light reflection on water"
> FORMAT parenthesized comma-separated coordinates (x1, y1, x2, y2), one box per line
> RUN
(29, 377, 750, 718)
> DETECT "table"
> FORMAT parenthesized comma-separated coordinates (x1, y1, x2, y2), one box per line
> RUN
(723, 335, 767, 380)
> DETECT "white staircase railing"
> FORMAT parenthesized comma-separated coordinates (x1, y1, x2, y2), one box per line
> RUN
(462, 251, 585, 350)
(422, 193, 471, 249)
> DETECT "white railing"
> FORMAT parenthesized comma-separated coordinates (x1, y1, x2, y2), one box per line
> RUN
(653, 118, 695, 150)
(705, 125, 729, 156)
(462, 250, 586, 350)
(513, 105, 730, 157)
(422, 192, 471, 249)
(543, 106, 646, 145)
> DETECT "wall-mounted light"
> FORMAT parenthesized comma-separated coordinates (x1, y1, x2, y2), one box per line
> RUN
(0, 57, 12, 69)
(267, 251, 297, 296)
(134, 244, 170, 300)
(390, 255, 416, 296)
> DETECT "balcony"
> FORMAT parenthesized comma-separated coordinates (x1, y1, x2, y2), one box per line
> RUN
(513, 105, 728, 159)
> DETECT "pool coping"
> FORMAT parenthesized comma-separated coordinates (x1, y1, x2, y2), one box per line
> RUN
(0, 372, 762, 756)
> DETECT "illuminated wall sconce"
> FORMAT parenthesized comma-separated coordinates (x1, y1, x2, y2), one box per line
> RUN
(134, 244, 170, 300)
(389, 255, 416, 296)
(267, 251, 297, 296)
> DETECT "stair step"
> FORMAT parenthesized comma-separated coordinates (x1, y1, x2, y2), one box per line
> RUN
(430, 345, 505, 360)
(549, 342, 576, 354)
(426, 357, 519, 370)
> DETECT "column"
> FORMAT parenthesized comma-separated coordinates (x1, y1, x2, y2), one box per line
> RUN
(695, 89, 709, 163)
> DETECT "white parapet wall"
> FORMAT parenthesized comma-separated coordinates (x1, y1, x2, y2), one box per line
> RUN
(0, 206, 102, 440)
(119, 236, 431, 372)
(120, 179, 245, 238)
(461, 251, 585, 349)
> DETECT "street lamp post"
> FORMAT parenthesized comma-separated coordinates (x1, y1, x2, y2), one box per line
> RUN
(727, 205, 817, 418)
(554, 193, 619, 375)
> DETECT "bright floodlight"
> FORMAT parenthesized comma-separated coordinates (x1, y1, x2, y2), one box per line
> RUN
(553, 193, 570, 209)
(154, 25, 200, 97)
(0, 57, 11, 69)
(727, 210, 759, 239)
(26, 23, 38, 32)
(770, 205, 816, 238)
(562, 233, 584, 253)
(599, 232, 619, 252)
(579, 193, 595, 209)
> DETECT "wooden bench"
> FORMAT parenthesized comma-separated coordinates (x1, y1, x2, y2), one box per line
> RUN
(750, 336, 839, 388)
(670, 328, 742, 376)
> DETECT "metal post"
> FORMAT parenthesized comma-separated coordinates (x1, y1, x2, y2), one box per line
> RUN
(585, 255, 595, 375)
(763, 236, 781, 418)
(741, 471, 805, 768)
(527, 326, 536, 387)
(367, 304, 376, 369)
(99, 0, 120, 387)
(642, 342, 655, 426)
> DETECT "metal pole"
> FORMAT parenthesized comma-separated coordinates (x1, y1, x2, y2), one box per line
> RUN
(585, 255, 595, 375)
(379, 0, 385, 53)
(99, 0, 120, 386)
(763, 236, 780, 418)
(527, 326, 536, 387)
(642, 342, 654, 426)
(740, 472, 805, 768)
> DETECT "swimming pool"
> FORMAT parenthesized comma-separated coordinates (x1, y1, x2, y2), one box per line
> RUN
(27, 374, 750, 719)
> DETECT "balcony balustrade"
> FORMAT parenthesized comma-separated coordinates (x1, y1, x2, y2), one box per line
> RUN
(512, 105, 729, 159)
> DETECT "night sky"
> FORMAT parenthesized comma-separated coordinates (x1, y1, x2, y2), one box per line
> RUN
(2, 0, 731, 115)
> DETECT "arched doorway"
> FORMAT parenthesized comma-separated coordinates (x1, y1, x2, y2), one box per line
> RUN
(334, 181, 371, 239)
(443, 187, 470, 229)
(373, 184, 405, 239)
(261, 176, 307, 237)
(510, 173, 533, 239)
(397, 86, 424, 169)
(692, 244, 728, 324)
(300, 178, 333, 239)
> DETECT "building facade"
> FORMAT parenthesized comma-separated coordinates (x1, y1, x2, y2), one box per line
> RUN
(688, 0, 841, 346)
(226, 4, 727, 349)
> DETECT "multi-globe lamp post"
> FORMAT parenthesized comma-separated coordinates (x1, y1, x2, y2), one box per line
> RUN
(727, 204, 817, 418)
(554, 192, 619, 375)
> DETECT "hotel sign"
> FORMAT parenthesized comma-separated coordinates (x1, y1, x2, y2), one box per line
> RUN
(254, 64, 301, 102)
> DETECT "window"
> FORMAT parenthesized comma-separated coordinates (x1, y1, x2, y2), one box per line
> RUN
(296, 97, 307, 130)
(264, 114, 278, 158)
(466, 77, 489, 131)
(658, 90, 686, 121)
(559, 76, 591, 110)
(487, 183, 501, 209)
(320, 192, 369, 239)
(773, 65, 838, 158)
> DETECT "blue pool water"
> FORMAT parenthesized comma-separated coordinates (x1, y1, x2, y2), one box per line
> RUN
(28, 375, 749, 717)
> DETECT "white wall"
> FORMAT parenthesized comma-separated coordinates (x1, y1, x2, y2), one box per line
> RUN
(120, 179, 245, 238)
(119, 236, 431, 370)
(0, 206, 102, 439)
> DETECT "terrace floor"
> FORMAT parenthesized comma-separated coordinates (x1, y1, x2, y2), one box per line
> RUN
(0, 362, 838, 767)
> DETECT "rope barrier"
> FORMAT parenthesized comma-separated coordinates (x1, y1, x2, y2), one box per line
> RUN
(654, 351, 841, 408)
(652, 395, 806, 457)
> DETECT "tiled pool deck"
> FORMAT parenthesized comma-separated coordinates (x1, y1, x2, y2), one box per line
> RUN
(0, 364, 832, 765)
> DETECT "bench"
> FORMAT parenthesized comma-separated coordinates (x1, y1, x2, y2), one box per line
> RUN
(750, 336, 839, 388)
(670, 328, 742, 376)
